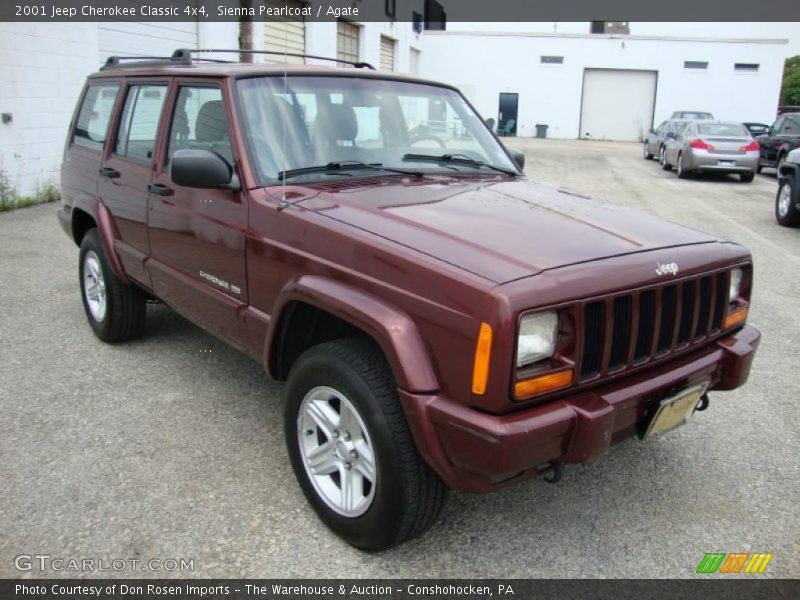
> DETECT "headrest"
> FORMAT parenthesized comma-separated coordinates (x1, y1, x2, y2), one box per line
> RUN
(195, 100, 227, 142)
(315, 103, 358, 142)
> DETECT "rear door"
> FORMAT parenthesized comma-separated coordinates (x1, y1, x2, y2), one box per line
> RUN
(147, 79, 248, 347)
(98, 80, 170, 287)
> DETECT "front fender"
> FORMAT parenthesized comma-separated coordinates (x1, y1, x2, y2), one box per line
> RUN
(265, 275, 439, 393)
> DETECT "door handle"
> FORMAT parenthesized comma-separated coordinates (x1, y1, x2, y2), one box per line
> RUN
(148, 183, 174, 197)
(99, 166, 120, 179)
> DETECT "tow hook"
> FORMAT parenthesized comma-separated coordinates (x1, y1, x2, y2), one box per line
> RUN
(695, 393, 710, 412)
(541, 462, 563, 484)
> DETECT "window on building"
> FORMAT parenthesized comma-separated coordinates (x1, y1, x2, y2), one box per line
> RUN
(380, 36, 396, 72)
(166, 86, 232, 166)
(385, 0, 396, 18)
(684, 61, 709, 70)
(734, 63, 760, 72)
(73, 84, 119, 152)
(114, 85, 168, 163)
(423, 0, 446, 31)
(337, 20, 360, 64)
(590, 22, 630, 34)
(412, 11, 423, 34)
(540, 56, 564, 65)
(263, 0, 306, 64)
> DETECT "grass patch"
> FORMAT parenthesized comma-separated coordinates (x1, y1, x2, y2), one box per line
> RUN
(0, 171, 60, 212)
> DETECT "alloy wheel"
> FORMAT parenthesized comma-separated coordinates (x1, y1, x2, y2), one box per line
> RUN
(82, 251, 107, 322)
(778, 183, 792, 218)
(297, 386, 377, 517)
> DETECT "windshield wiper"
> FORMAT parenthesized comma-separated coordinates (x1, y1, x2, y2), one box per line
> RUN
(402, 153, 518, 176)
(278, 161, 423, 181)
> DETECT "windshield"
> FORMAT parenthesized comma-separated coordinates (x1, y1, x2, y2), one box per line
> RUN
(236, 76, 516, 184)
(697, 123, 749, 137)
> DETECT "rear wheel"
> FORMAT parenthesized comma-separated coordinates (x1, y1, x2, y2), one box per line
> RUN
(284, 338, 446, 551)
(661, 147, 672, 171)
(776, 177, 800, 227)
(739, 172, 755, 183)
(79, 229, 145, 342)
(677, 153, 689, 179)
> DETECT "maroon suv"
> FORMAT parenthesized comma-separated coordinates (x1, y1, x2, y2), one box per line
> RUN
(58, 49, 760, 551)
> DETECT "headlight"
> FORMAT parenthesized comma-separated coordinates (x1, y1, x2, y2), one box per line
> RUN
(729, 267, 743, 302)
(517, 311, 558, 367)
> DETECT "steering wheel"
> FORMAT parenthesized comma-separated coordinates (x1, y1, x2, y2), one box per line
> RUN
(408, 135, 447, 149)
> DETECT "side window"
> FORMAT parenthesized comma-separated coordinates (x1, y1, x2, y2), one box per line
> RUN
(166, 86, 232, 165)
(785, 118, 800, 135)
(656, 121, 667, 134)
(115, 85, 168, 163)
(73, 84, 119, 152)
(677, 124, 692, 140)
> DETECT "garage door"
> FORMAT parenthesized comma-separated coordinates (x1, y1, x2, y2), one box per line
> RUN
(579, 69, 657, 142)
(380, 36, 396, 72)
(98, 2, 198, 58)
(264, 1, 306, 64)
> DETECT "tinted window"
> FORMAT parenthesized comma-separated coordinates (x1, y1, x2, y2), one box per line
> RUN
(697, 123, 749, 137)
(771, 117, 784, 133)
(115, 85, 168, 163)
(73, 84, 119, 152)
(784, 118, 800, 134)
(166, 86, 232, 165)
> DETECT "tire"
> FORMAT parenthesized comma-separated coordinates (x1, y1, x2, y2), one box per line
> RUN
(739, 172, 755, 183)
(757, 164, 763, 174)
(777, 153, 787, 173)
(677, 153, 689, 179)
(79, 229, 145, 342)
(661, 147, 672, 171)
(776, 177, 800, 227)
(643, 142, 653, 160)
(284, 337, 446, 551)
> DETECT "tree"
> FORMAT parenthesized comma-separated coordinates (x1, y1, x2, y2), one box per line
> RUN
(780, 55, 800, 106)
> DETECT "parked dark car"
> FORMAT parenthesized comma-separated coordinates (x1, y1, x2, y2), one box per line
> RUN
(776, 148, 800, 227)
(756, 112, 800, 173)
(743, 122, 770, 137)
(644, 118, 689, 161)
(57, 48, 760, 551)
(670, 111, 714, 120)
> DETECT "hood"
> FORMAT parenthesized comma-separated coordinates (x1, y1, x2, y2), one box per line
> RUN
(291, 175, 717, 284)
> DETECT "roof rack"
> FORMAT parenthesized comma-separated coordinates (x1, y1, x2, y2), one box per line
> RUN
(100, 48, 376, 71)
(100, 49, 232, 70)
(191, 48, 376, 70)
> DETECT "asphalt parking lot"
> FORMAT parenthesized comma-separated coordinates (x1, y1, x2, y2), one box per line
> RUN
(1, 138, 798, 579)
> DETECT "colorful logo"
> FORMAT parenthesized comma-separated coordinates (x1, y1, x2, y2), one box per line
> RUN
(696, 552, 773, 574)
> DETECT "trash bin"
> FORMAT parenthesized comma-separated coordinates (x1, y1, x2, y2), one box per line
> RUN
(535, 124, 549, 139)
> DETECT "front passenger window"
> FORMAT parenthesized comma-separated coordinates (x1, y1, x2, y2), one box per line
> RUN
(166, 86, 232, 165)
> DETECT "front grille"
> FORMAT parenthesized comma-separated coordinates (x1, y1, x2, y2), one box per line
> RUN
(577, 271, 729, 381)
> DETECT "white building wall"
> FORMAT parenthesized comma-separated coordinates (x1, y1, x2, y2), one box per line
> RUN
(420, 32, 787, 139)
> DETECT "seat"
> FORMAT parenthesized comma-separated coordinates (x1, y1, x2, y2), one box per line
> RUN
(195, 100, 232, 163)
(313, 103, 361, 162)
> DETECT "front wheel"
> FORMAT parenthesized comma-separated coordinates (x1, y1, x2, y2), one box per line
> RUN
(661, 147, 672, 171)
(79, 229, 145, 342)
(776, 177, 800, 227)
(284, 338, 446, 551)
(643, 142, 654, 160)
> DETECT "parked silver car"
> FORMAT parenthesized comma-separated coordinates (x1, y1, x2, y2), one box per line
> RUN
(644, 118, 689, 160)
(670, 111, 714, 120)
(661, 121, 759, 182)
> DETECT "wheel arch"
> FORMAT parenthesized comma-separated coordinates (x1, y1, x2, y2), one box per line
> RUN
(265, 276, 439, 393)
(72, 201, 130, 285)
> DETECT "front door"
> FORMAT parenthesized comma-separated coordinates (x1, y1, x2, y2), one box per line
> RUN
(498, 93, 518, 137)
(147, 81, 248, 347)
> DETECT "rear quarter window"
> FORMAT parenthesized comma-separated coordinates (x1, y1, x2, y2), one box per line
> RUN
(73, 84, 120, 152)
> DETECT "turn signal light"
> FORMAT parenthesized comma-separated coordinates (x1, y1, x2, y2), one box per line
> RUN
(739, 141, 760, 151)
(514, 370, 573, 399)
(689, 138, 715, 151)
(471, 322, 493, 395)
(723, 307, 749, 330)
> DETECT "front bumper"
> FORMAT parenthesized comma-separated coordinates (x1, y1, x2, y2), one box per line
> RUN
(400, 325, 760, 493)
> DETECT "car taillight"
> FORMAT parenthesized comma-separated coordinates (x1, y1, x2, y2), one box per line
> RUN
(689, 139, 715, 150)
(739, 141, 760, 151)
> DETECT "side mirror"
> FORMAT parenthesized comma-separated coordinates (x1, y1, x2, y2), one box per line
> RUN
(666, 132, 676, 140)
(509, 149, 525, 170)
(170, 149, 240, 191)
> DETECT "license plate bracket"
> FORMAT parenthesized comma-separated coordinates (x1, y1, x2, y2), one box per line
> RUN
(717, 160, 736, 166)
(640, 383, 709, 440)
